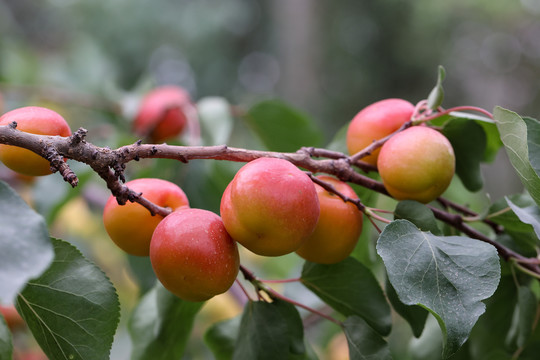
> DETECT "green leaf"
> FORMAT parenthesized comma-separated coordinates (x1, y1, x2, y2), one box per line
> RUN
(0, 180, 53, 304)
(0, 314, 13, 360)
(385, 277, 428, 338)
(427, 65, 446, 110)
(198, 97, 234, 146)
(442, 118, 486, 192)
(430, 112, 501, 162)
(489, 195, 538, 255)
(204, 316, 241, 360)
(127, 255, 156, 295)
(477, 120, 503, 162)
(526, 116, 540, 175)
(301, 258, 392, 336)
(232, 299, 304, 360)
(513, 286, 537, 348)
(505, 197, 540, 240)
(129, 283, 204, 360)
(342, 316, 392, 360)
(394, 200, 442, 235)
(17, 238, 120, 360)
(246, 100, 323, 152)
(494, 107, 540, 206)
(377, 220, 501, 358)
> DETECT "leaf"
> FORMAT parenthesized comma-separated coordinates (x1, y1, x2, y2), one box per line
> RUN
(204, 316, 241, 360)
(505, 196, 540, 240)
(427, 65, 446, 110)
(442, 118, 486, 192)
(197, 97, 234, 146)
(301, 258, 392, 336)
(385, 277, 428, 338)
(394, 200, 442, 235)
(127, 255, 156, 295)
(0, 181, 53, 304)
(494, 107, 540, 206)
(525, 116, 540, 176)
(430, 112, 501, 162)
(17, 238, 120, 360)
(0, 314, 12, 360)
(489, 194, 537, 255)
(129, 283, 204, 360)
(376, 220, 501, 358)
(511, 286, 537, 348)
(232, 299, 304, 360)
(246, 100, 323, 152)
(342, 316, 392, 360)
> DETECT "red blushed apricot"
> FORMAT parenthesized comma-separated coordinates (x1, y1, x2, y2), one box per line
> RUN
(220, 157, 320, 257)
(102, 178, 189, 256)
(346, 98, 415, 165)
(296, 176, 363, 264)
(133, 86, 192, 143)
(378, 126, 455, 204)
(150, 208, 240, 302)
(0, 107, 72, 176)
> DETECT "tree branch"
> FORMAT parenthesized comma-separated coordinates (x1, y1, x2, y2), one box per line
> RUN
(0, 123, 538, 275)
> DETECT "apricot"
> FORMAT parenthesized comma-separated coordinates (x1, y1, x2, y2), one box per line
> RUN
(102, 178, 189, 256)
(220, 157, 320, 256)
(133, 85, 192, 143)
(377, 126, 455, 204)
(150, 208, 240, 302)
(0, 107, 72, 176)
(296, 176, 363, 264)
(346, 98, 415, 165)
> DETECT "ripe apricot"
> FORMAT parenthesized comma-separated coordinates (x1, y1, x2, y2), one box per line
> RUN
(133, 86, 192, 143)
(346, 98, 415, 165)
(296, 176, 363, 264)
(150, 208, 240, 302)
(102, 178, 189, 256)
(220, 157, 320, 256)
(0, 107, 72, 176)
(377, 126, 455, 203)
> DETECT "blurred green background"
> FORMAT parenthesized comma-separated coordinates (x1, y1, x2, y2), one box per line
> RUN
(1, 1, 538, 359)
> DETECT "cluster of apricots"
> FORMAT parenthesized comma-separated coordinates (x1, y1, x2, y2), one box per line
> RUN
(347, 98, 455, 203)
(0, 95, 456, 303)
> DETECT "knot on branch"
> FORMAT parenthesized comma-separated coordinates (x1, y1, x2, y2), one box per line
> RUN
(112, 162, 126, 183)
(9, 121, 17, 129)
(45, 148, 79, 187)
(70, 128, 88, 146)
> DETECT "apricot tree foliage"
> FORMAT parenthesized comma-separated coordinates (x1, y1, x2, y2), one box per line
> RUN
(1, 68, 540, 359)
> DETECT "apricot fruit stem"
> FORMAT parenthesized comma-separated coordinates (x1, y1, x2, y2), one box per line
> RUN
(412, 104, 493, 125)
(239, 265, 342, 325)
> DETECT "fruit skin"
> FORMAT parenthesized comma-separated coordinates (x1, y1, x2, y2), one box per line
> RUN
(295, 176, 363, 264)
(220, 157, 320, 256)
(346, 98, 415, 165)
(150, 208, 240, 302)
(0, 107, 72, 176)
(133, 86, 191, 143)
(0, 305, 25, 331)
(103, 178, 189, 256)
(377, 126, 455, 204)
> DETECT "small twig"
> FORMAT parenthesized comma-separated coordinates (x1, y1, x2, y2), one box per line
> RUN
(240, 265, 342, 325)
(348, 121, 413, 165)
